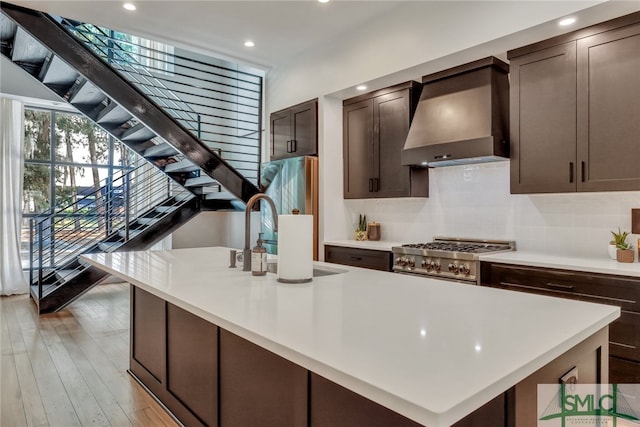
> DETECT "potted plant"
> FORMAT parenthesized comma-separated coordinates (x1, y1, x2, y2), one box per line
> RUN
(354, 214, 368, 241)
(611, 228, 634, 263)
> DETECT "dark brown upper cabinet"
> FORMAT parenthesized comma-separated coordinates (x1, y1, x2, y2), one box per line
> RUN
(509, 12, 640, 194)
(270, 99, 318, 160)
(343, 81, 428, 199)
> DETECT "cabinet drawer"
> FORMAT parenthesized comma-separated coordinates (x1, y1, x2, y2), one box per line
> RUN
(610, 356, 640, 383)
(610, 311, 640, 361)
(482, 263, 640, 313)
(325, 245, 392, 272)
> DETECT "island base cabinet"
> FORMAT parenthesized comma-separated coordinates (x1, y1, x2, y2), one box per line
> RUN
(610, 357, 640, 383)
(130, 287, 218, 427)
(219, 330, 308, 427)
(310, 374, 423, 427)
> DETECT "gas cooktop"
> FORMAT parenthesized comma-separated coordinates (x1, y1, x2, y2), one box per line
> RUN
(391, 237, 516, 283)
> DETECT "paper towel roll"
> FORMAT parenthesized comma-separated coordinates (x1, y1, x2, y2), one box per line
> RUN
(277, 214, 313, 283)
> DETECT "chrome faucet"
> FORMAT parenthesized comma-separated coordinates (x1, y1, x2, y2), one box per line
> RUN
(243, 193, 278, 271)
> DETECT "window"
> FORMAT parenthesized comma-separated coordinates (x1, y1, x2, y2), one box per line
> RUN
(21, 107, 130, 269)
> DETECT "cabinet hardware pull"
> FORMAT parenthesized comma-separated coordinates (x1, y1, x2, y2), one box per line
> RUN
(350, 256, 363, 261)
(581, 161, 586, 182)
(291, 140, 297, 152)
(569, 162, 574, 183)
(610, 341, 636, 350)
(373, 178, 379, 192)
(369, 178, 373, 192)
(286, 140, 292, 153)
(546, 282, 574, 291)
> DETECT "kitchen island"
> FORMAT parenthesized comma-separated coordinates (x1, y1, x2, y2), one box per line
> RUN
(81, 247, 619, 427)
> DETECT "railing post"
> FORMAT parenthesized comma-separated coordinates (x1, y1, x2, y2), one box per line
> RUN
(37, 220, 43, 300)
(125, 171, 131, 241)
(29, 218, 34, 286)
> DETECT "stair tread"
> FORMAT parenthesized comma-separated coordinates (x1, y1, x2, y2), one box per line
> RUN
(164, 158, 199, 173)
(137, 217, 161, 226)
(118, 229, 143, 238)
(204, 191, 236, 200)
(98, 242, 122, 252)
(185, 175, 217, 187)
(96, 102, 132, 124)
(12, 27, 48, 63)
(1, 14, 17, 41)
(144, 142, 178, 158)
(121, 123, 156, 142)
(41, 55, 78, 85)
(155, 205, 180, 213)
(55, 268, 83, 283)
(69, 80, 106, 105)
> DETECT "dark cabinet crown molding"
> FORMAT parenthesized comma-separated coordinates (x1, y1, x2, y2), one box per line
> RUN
(508, 11, 640, 59)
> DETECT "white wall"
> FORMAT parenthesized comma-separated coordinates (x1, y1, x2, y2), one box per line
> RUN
(172, 211, 261, 250)
(266, 1, 640, 260)
(339, 162, 640, 258)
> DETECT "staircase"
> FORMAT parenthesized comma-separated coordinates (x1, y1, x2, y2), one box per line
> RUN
(1, 3, 261, 313)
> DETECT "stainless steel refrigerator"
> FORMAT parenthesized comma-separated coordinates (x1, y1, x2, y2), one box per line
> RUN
(260, 156, 319, 259)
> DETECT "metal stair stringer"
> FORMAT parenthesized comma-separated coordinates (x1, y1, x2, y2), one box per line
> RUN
(0, 2, 260, 204)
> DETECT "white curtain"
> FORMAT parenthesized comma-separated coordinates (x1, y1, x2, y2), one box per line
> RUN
(0, 97, 28, 295)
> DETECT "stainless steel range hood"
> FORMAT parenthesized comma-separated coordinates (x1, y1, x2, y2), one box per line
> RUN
(402, 57, 510, 167)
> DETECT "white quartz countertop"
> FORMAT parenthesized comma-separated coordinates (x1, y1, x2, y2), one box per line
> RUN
(81, 247, 619, 427)
(323, 239, 402, 251)
(479, 251, 640, 278)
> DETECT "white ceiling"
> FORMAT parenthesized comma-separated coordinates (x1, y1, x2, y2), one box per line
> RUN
(6, 0, 405, 70)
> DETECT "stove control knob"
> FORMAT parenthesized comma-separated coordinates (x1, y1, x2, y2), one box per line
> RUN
(432, 262, 441, 272)
(448, 263, 459, 274)
(395, 257, 405, 266)
(421, 259, 430, 270)
(459, 264, 471, 275)
(407, 257, 415, 268)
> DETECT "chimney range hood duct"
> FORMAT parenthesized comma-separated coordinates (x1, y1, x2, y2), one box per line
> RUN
(402, 57, 510, 167)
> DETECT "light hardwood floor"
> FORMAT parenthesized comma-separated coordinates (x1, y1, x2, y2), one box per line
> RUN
(1, 283, 180, 427)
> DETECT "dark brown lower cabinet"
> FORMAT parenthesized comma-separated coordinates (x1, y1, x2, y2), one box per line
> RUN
(480, 262, 640, 383)
(310, 374, 511, 427)
(324, 245, 393, 271)
(130, 287, 218, 427)
(310, 374, 423, 427)
(219, 330, 307, 427)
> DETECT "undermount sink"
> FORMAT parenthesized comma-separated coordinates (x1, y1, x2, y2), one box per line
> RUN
(266, 262, 347, 277)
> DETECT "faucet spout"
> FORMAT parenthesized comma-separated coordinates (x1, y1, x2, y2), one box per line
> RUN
(244, 193, 278, 271)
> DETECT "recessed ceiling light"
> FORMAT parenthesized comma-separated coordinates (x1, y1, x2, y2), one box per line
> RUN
(244, 40, 255, 48)
(356, 85, 367, 91)
(318, 0, 330, 3)
(559, 17, 576, 26)
(123, 3, 136, 11)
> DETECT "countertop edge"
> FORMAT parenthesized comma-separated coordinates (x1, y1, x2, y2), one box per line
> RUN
(479, 252, 640, 278)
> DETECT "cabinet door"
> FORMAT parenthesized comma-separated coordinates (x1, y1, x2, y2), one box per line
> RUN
(343, 98, 374, 198)
(374, 90, 412, 197)
(131, 287, 165, 385)
(290, 100, 318, 157)
(577, 23, 640, 191)
(219, 330, 307, 427)
(166, 304, 218, 427)
(510, 42, 577, 194)
(270, 109, 291, 160)
(310, 374, 423, 427)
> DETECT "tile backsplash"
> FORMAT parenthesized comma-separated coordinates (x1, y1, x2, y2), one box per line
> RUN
(342, 162, 640, 258)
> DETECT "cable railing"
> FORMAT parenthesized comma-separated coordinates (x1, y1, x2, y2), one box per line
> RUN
(28, 155, 194, 298)
(58, 19, 261, 184)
